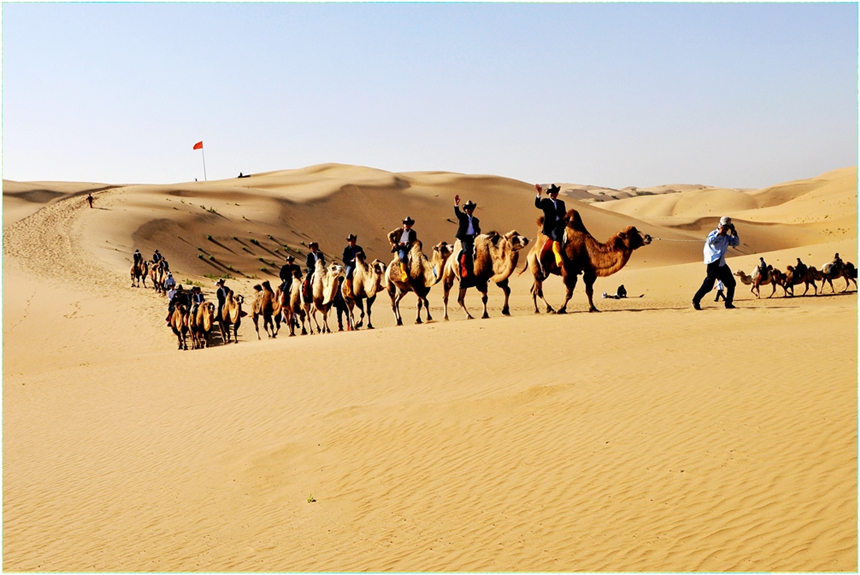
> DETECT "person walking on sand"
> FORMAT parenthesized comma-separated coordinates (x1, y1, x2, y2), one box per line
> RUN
(692, 216, 740, 310)
(388, 217, 418, 282)
(454, 195, 480, 280)
(86, 193, 94, 208)
(341, 234, 365, 299)
(534, 184, 566, 272)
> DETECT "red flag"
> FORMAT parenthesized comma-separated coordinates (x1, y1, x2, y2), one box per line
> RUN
(193, 141, 203, 150)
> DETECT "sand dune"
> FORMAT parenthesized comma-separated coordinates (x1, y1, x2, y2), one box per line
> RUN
(3, 165, 857, 571)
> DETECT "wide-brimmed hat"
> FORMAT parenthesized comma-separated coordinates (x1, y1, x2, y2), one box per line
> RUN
(463, 200, 477, 210)
(215, 278, 224, 285)
(546, 184, 561, 195)
(285, 255, 295, 262)
(308, 241, 319, 249)
(403, 216, 415, 225)
(719, 216, 732, 226)
(346, 234, 357, 241)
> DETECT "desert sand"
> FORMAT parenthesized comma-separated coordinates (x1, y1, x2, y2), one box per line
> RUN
(3, 164, 857, 571)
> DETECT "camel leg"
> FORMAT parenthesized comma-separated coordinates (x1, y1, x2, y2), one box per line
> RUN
(480, 289, 490, 319)
(423, 294, 433, 322)
(365, 295, 376, 329)
(442, 278, 455, 321)
(391, 289, 406, 326)
(531, 278, 554, 314)
(556, 273, 578, 314)
(252, 316, 261, 340)
(415, 296, 423, 324)
(496, 279, 512, 316)
(457, 287, 474, 320)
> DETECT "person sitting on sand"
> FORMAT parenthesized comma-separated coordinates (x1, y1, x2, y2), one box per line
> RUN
(534, 183, 566, 272)
(454, 196, 480, 280)
(602, 285, 628, 299)
(341, 234, 365, 299)
(388, 217, 418, 282)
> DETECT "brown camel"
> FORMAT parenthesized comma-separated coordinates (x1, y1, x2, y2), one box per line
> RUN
(769, 268, 793, 297)
(168, 303, 189, 350)
(820, 261, 858, 293)
(783, 265, 818, 297)
(734, 266, 777, 298)
(309, 261, 344, 334)
(130, 260, 148, 288)
(343, 253, 387, 330)
(522, 210, 651, 313)
(189, 302, 216, 349)
(385, 240, 453, 326)
(441, 230, 530, 320)
(280, 270, 308, 336)
(219, 289, 245, 343)
(149, 263, 165, 294)
(251, 280, 281, 339)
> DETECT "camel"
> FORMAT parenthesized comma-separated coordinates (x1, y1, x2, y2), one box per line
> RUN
(441, 230, 530, 320)
(189, 302, 216, 349)
(168, 303, 189, 350)
(219, 289, 245, 343)
(522, 210, 651, 313)
(251, 280, 281, 339)
(280, 270, 308, 336)
(149, 264, 165, 294)
(130, 260, 148, 288)
(343, 253, 387, 330)
(820, 261, 858, 293)
(734, 266, 777, 298)
(385, 240, 453, 326)
(783, 265, 818, 297)
(309, 261, 345, 334)
(769, 268, 793, 297)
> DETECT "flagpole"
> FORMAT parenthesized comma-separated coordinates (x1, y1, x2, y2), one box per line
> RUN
(201, 147, 207, 181)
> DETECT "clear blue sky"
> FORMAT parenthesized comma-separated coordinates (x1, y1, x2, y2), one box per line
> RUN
(3, 2, 857, 189)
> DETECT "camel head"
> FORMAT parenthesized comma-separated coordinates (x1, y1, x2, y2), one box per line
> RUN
(371, 259, 386, 275)
(504, 231, 530, 251)
(433, 241, 453, 259)
(327, 263, 345, 277)
(253, 284, 263, 292)
(615, 226, 652, 251)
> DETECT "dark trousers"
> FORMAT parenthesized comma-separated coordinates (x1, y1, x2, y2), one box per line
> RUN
(459, 237, 475, 275)
(694, 261, 736, 305)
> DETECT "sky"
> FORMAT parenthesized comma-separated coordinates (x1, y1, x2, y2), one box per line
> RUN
(2, 2, 857, 189)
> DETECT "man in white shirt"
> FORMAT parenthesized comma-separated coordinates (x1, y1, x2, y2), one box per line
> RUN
(692, 216, 740, 310)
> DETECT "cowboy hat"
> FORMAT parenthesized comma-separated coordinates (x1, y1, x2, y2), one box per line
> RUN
(545, 184, 561, 195)
(463, 200, 476, 210)
(308, 241, 319, 249)
(346, 234, 357, 241)
(285, 255, 295, 262)
(402, 216, 415, 225)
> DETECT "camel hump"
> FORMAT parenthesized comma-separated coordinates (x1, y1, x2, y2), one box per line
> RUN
(565, 209, 587, 232)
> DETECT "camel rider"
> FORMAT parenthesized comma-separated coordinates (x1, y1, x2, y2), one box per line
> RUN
(164, 272, 176, 291)
(215, 278, 230, 321)
(133, 249, 143, 266)
(190, 286, 204, 317)
(152, 249, 162, 265)
(795, 257, 808, 279)
(454, 195, 480, 279)
(279, 255, 301, 294)
(831, 253, 844, 276)
(166, 285, 189, 322)
(305, 242, 325, 297)
(388, 217, 417, 282)
(342, 234, 366, 298)
(159, 257, 169, 273)
(534, 184, 566, 270)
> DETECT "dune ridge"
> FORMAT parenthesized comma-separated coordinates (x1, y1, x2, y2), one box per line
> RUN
(3, 164, 857, 571)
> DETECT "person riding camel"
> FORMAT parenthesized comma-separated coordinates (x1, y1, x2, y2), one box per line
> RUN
(388, 217, 418, 282)
(279, 255, 301, 294)
(304, 242, 325, 299)
(534, 183, 566, 273)
(159, 257, 169, 274)
(133, 249, 143, 266)
(215, 278, 228, 321)
(152, 249, 163, 265)
(165, 285, 189, 322)
(831, 252, 844, 276)
(454, 195, 480, 280)
(164, 271, 176, 291)
(794, 257, 808, 279)
(341, 234, 365, 299)
(190, 286, 204, 317)
(758, 256, 768, 277)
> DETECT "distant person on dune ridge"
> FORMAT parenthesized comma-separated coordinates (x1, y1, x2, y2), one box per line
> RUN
(86, 193, 94, 208)
(692, 216, 740, 310)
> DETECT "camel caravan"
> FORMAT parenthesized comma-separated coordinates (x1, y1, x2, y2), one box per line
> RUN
(734, 254, 857, 299)
(127, 188, 853, 350)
